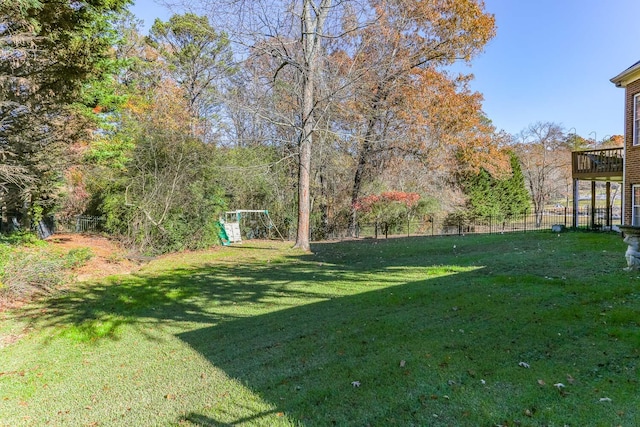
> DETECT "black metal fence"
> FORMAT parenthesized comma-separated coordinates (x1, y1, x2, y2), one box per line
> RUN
(311, 207, 621, 240)
(1, 215, 104, 238)
(5, 208, 619, 242)
(49, 215, 105, 234)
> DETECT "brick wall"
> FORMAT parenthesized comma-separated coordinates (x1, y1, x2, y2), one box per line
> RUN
(624, 80, 640, 224)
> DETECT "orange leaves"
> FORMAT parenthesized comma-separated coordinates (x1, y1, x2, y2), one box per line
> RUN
(366, 0, 496, 68)
(121, 78, 193, 136)
(354, 191, 420, 212)
(380, 191, 420, 207)
(335, 0, 501, 186)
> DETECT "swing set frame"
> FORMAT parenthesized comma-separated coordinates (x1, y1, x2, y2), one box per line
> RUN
(221, 209, 284, 243)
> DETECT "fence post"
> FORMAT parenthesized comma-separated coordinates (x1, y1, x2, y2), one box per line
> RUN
(564, 207, 567, 228)
(524, 209, 527, 232)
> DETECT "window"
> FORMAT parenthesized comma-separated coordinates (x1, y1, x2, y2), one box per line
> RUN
(634, 185, 640, 226)
(635, 94, 640, 146)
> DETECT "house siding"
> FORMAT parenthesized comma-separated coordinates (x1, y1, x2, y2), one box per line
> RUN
(624, 79, 640, 224)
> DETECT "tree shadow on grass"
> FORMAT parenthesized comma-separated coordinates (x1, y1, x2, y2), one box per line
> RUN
(174, 266, 510, 426)
(176, 277, 639, 425)
(172, 238, 636, 425)
(16, 237, 633, 425)
(178, 410, 283, 426)
(18, 251, 338, 343)
(21, 239, 449, 343)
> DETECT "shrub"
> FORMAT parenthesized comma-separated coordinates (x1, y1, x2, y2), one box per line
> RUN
(0, 249, 69, 299)
(64, 247, 94, 269)
(0, 238, 93, 302)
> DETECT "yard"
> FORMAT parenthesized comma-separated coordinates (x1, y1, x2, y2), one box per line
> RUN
(1, 231, 638, 426)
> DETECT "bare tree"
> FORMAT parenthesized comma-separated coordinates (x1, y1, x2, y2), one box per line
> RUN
(514, 122, 570, 227)
(184, 0, 350, 251)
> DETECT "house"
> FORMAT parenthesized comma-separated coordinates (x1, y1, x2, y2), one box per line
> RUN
(611, 60, 640, 226)
(570, 137, 623, 229)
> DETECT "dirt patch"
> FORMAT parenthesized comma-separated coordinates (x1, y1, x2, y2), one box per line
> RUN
(46, 233, 139, 282)
(0, 234, 141, 347)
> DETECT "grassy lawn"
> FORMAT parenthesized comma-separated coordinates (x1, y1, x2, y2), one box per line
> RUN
(1, 231, 639, 426)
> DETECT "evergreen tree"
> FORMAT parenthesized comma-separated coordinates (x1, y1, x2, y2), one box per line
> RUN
(148, 13, 235, 142)
(0, 0, 130, 228)
(462, 152, 530, 220)
(497, 152, 530, 217)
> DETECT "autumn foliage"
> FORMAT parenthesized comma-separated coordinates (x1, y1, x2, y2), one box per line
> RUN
(354, 191, 420, 213)
(353, 191, 422, 236)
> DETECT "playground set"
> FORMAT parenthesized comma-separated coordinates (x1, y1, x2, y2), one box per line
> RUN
(218, 209, 284, 245)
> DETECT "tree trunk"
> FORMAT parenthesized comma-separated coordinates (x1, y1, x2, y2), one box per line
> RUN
(293, 0, 332, 251)
(348, 139, 372, 236)
(348, 111, 380, 236)
(293, 29, 314, 251)
(295, 132, 312, 250)
(21, 195, 31, 231)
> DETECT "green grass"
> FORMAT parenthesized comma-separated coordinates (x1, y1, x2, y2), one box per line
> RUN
(1, 231, 639, 426)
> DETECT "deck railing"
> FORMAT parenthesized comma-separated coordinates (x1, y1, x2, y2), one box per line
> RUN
(572, 147, 624, 179)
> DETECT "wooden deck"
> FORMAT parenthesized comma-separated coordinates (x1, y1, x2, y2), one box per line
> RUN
(571, 147, 624, 181)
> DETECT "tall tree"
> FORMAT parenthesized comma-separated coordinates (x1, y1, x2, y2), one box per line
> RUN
(149, 13, 235, 141)
(194, 0, 340, 251)
(0, 0, 130, 228)
(329, 0, 498, 234)
(293, 0, 333, 250)
(76, 14, 228, 253)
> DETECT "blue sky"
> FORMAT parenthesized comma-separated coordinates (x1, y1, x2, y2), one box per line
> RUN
(130, 0, 640, 140)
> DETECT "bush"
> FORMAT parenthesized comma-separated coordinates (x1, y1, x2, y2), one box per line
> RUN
(0, 237, 93, 302)
(64, 247, 94, 269)
(0, 231, 44, 247)
(0, 249, 69, 299)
